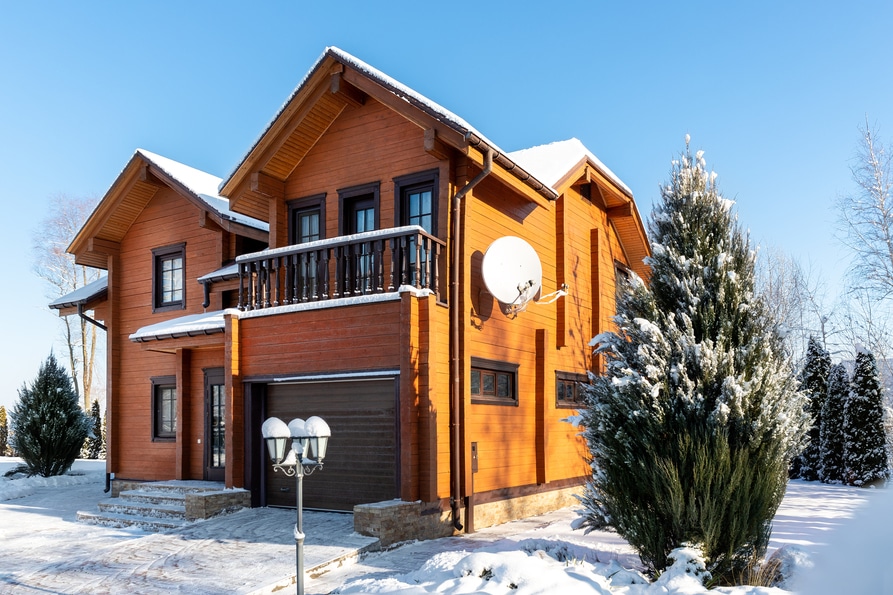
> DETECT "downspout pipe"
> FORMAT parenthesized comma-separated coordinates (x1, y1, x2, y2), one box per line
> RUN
(77, 303, 107, 332)
(449, 148, 493, 531)
(75, 302, 110, 491)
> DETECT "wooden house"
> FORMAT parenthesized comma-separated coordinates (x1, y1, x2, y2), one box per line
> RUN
(57, 47, 649, 541)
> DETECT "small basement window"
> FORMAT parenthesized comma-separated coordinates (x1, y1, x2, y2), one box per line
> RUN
(471, 358, 519, 406)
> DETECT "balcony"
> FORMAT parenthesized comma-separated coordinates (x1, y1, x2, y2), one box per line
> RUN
(235, 226, 446, 311)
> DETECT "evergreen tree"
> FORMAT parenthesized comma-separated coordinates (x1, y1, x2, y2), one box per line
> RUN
(80, 400, 103, 459)
(820, 364, 848, 484)
(580, 140, 808, 582)
(791, 337, 831, 480)
(11, 353, 92, 477)
(0, 406, 8, 456)
(844, 349, 889, 486)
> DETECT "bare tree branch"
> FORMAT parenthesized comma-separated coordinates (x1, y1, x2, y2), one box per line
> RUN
(31, 194, 103, 411)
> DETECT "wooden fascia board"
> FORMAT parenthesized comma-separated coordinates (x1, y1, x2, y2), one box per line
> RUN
(340, 67, 468, 151)
(145, 162, 268, 243)
(220, 63, 335, 198)
(135, 331, 225, 353)
(466, 146, 552, 209)
(69, 156, 149, 257)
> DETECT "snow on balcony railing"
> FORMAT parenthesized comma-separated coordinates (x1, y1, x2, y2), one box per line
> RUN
(234, 226, 445, 310)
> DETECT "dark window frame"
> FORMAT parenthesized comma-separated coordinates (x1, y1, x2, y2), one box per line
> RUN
(151, 375, 177, 442)
(615, 260, 632, 285)
(470, 357, 519, 406)
(556, 371, 589, 409)
(287, 193, 327, 245)
(338, 181, 380, 236)
(152, 243, 186, 312)
(394, 169, 439, 236)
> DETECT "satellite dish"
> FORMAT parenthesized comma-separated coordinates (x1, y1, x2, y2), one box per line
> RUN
(481, 236, 542, 313)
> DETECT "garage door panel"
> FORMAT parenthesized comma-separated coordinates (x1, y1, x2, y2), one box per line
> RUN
(265, 379, 397, 510)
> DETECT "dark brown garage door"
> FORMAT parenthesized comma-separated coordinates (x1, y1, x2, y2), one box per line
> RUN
(265, 378, 398, 511)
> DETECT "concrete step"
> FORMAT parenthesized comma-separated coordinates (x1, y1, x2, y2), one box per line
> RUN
(119, 489, 186, 507)
(77, 480, 248, 533)
(98, 499, 187, 520)
(76, 509, 188, 532)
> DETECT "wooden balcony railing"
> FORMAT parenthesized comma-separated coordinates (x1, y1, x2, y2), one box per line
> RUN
(235, 226, 446, 311)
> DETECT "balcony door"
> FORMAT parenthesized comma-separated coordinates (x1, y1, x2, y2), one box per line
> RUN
(339, 183, 379, 294)
(395, 170, 438, 287)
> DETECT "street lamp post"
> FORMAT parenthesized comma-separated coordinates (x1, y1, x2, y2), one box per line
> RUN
(261, 415, 331, 595)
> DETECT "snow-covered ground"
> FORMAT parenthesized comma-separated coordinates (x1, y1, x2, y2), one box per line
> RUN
(0, 457, 888, 594)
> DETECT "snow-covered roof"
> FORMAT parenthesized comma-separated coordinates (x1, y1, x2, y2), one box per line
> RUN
(507, 138, 632, 197)
(48, 276, 108, 310)
(137, 149, 269, 233)
(221, 47, 636, 203)
(221, 46, 501, 192)
(129, 310, 227, 343)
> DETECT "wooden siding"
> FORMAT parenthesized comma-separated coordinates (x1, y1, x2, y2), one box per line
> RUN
(237, 301, 403, 376)
(111, 186, 228, 481)
(274, 99, 448, 249)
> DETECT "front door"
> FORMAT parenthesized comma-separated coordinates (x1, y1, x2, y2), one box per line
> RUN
(204, 368, 225, 481)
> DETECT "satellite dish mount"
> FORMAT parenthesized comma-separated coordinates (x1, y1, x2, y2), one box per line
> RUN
(481, 236, 567, 318)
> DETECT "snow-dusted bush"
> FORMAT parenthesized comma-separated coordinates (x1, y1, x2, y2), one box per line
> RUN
(579, 140, 808, 583)
(844, 349, 889, 486)
(11, 353, 92, 477)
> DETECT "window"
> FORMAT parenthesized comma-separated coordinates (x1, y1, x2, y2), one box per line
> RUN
(152, 376, 177, 441)
(153, 244, 185, 311)
(615, 261, 632, 286)
(556, 371, 588, 408)
(470, 358, 519, 405)
(288, 194, 326, 245)
(395, 170, 438, 235)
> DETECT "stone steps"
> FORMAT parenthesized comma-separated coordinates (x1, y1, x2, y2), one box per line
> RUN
(77, 480, 250, 533)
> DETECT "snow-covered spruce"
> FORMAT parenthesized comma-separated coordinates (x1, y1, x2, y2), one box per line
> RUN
(10, 353, 92, 477)
(843, 349, 889, 486)
(579, 139, 808, 583)
(820, 364, 849, 484)
(790, 337, 830, 481)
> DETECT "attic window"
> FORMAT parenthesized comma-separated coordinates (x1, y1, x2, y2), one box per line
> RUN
(579, 183, 592, 201)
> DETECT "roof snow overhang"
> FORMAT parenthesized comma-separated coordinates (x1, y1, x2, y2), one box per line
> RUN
(48, 275, 109, 315)
(508, 139, 650, 279)
(69, 151, 269, 270)
(219, 46, 558, 218)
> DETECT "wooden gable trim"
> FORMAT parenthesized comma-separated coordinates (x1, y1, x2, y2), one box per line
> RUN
(221, 59, 352, 200)
(71, 155, 160, 268)
(340, 67, 468, 152)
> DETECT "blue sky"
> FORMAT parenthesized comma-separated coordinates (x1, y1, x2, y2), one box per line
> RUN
(2, 1, 892, 411)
